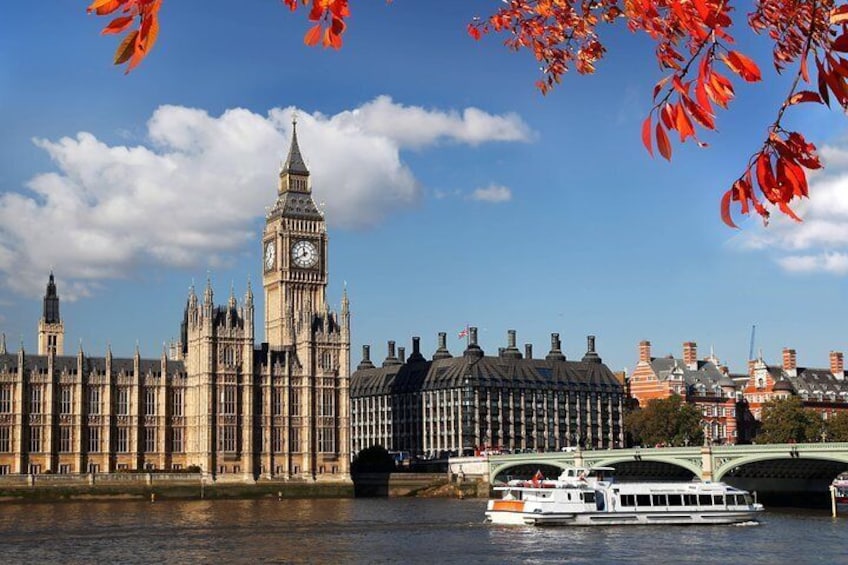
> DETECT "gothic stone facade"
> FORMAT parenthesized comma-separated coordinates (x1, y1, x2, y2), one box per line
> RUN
(0, 125, 351, 480)
(351, 329, 626, 458)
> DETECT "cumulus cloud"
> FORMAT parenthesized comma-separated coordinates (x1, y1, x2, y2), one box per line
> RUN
(733, 137, 848, 274)
(0, 98, 532, 298)
(470, 184, 513, 203)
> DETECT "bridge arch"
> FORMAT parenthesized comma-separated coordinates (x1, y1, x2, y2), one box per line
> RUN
(490, 461, 569, 483)
(714, 452, 848, 481)
(585, 455, 702, 479)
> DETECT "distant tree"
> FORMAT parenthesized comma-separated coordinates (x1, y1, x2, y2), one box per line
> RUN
(625, 395, 704, 447)
(824, 411, 848, 442)
(351, 445, 396, 473)
(756, 396, 822, 443)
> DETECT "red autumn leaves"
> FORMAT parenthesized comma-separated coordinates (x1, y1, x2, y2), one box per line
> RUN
(87, 0, 848, 228)
(87, 0, 160, 73)
(470, 0, 848, 228)
(286, 0, 350, 49)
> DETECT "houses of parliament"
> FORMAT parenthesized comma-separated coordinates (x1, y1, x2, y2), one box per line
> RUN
(0, 124, 352, 481)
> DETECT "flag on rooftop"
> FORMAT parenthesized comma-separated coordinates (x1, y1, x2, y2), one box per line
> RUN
(458, 327, 468, 339)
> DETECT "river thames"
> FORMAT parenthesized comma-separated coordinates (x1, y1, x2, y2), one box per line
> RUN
(0, 498, 843, 564)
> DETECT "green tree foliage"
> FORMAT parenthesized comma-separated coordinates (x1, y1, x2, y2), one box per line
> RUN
(625, 395, 704, 447)
(756, 396, 824, 443)
(351, 445, 396, 473)
(824, 411, 848, 442)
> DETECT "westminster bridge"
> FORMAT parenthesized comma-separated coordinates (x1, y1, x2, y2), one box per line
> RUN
(449, 443, 848, 505)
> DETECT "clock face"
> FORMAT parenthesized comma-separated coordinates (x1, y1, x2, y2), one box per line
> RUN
(264, 241, 276, 271)
(292, 240, 319, 268)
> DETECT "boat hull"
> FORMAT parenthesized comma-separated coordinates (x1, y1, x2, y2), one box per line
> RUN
(485, 508, 763, 526)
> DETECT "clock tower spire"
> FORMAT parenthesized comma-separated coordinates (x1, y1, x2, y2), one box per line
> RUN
(263, 119, 328, 347)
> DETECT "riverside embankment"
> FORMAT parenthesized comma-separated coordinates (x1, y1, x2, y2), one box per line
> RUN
(0, 472, 485, 502)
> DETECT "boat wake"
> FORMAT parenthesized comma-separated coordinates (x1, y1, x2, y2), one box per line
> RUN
(733, 521, 760, 527)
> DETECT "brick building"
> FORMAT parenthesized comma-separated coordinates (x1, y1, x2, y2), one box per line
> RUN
(629, 340, 740, 445)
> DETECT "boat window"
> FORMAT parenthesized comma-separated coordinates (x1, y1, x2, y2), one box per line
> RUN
(636, 494, 651, 507)
(698, 494, 712, 506)
(713, 495, 725, 506)
(667, 494, 683, 506)
(744, 494, 753, 505)
(651, 494, 666, 506)
(729, 494, 742, 505)
(684, 494, 698, 506)
(620, 494, 635, 507)
(583, 491, 595, 503)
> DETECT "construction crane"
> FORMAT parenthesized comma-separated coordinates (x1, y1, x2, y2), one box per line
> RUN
(748, 324, 757, 361)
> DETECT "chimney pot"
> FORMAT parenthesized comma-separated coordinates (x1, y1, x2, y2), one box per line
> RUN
(508, 329, 517, 348)
(470, 327, 478, 346)
(831, 351, 844, 376)
(683, 341, 697, 368)
(782, 347, 797, 372)
(639, 340, 651, 363)
(412, 336, 420, 354)
(363, 345, 370, 362)
(438, 332, 447, 349)
(388, 340, 396, 358)
(525, 344, 533, 359)
(398, 347, 406, 364)
(587, 335, 596, 353)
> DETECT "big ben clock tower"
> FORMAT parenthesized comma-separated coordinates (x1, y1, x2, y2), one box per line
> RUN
(261, 119, 351, 480)
(263, 119, 329, 346)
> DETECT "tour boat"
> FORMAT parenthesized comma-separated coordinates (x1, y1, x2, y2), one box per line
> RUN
(485, 466, 764, 526)
(833, 476, 848, 508)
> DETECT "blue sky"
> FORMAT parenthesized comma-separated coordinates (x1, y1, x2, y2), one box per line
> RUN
(2, 1, 848, 375)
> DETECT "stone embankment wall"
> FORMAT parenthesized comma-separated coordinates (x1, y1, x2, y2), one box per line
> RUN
(353, 473, 486, 498)
(0, 474, 353, 502)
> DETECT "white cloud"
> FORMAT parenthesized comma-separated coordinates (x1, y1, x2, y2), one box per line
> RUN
(328, 95, 533, 149)
(0, 99, 532, 298)
(470, 184, 513, 203)
(733, 137, 848, 274)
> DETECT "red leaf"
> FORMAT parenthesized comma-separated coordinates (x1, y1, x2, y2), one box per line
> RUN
(833, 6, 848, 25)
(756, 152, 775, 201)
(87, 0, 121, 15)
(101, 15, 134, 36)
(642, 115, 653, 157)
(653, 76, 671, 100)
(682, 96, 715, 130)
(468, 24, 482, 41)
(833, 34, 848, 53)
(304, 24, 322, 46)
(801, 55, 810, 83)
(721, 189, 738, 228)
(113, 29, 138, 65)
(817, 57, 832, 107)
(661, 103, 675, 129)
(675, 103, 695, 142)
(778, 201, 803, 222)
(722, 51, 761, 82)
(788, 91, 823, 105)
(656, 122, 672, 161)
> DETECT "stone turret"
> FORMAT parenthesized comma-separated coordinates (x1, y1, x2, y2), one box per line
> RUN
(358, 345, 375, 370)
(582, 335, 602, 364)
(432, 332, 452, 360)
(546, 333, 566, 362)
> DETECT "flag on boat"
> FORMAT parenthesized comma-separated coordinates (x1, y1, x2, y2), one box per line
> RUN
(532, 469, 544, 487)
